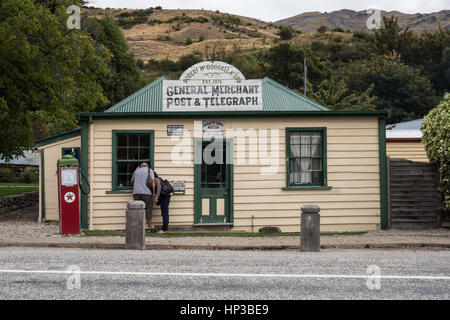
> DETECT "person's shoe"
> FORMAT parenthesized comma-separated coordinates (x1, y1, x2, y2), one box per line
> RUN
(157, 230, 167, 233)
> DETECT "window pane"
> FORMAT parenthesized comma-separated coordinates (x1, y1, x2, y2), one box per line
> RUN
(290, 158, 301, 171)
(312, 159, 322, 171)
(118, 162, 127, 174)
(117, 174, 128, 188)
(290, 132, 301, 144)
(128, 147, 138, 160)
(290, 144, 301, 157)
(312, 172, 320, 184)
(301, 171, 311, 184)
(117, 134, 127, 147)
(301, 144, 310, 157)
(140, 135, 150, 148)
(129, 134, 139, 147)
(130, 162, 141, 173)
(139, 147, 149, 160)
(301, 158, 312, 171)
(290, 171, 300, 184)
(311, 132, 322, 144)
(117, 148, 127, 160)
(311, 144, 322, 157)
(300, 132, 310, 144)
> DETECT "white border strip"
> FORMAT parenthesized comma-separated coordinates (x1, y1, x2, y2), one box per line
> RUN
(0, 269, 449, 280)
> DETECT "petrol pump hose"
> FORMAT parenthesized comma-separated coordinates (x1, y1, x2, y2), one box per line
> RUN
(79, 168, 90, 195)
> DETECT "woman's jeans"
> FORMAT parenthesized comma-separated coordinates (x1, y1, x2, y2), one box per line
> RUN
(159, 196, 170, 231)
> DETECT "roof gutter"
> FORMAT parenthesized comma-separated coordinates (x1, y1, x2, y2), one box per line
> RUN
(78, 110, 388, 121)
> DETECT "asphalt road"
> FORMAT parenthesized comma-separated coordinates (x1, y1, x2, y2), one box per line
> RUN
(0, 247, 449, 300)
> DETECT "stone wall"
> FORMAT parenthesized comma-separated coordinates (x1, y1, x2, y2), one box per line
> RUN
(0, 191, 39, 215)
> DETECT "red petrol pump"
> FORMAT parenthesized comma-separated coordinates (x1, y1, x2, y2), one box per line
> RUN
(57, 155, 80, 235)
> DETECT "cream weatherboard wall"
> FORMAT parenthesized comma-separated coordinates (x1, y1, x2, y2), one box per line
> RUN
(386, 141, 429, 162)
(38, 136, 81, 221)
(89, 117, 381, 232)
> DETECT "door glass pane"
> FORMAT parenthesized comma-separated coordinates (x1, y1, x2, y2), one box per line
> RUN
(201, 140, 226, 188)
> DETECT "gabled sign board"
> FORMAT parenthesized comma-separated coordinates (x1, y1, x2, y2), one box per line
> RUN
(162, 61, 262, 112)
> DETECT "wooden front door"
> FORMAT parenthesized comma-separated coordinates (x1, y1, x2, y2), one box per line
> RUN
(194, 138, 233, 224)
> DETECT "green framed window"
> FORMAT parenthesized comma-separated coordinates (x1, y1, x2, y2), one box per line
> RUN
(286, 127, 328, 188)
(112, 130, 154, 191)
(62, 147, 80, 160)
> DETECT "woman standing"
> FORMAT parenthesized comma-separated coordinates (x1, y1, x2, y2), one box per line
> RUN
(153, 172, 171, 233)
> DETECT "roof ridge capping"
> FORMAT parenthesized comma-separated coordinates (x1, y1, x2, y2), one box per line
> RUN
(261, 77, 330, 111)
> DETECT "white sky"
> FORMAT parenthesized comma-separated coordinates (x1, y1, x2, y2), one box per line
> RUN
(88, 0, 449, 22)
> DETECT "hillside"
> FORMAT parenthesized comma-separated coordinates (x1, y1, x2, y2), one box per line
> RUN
(276, 9, 450, 33)
(84, 7, 283, 62)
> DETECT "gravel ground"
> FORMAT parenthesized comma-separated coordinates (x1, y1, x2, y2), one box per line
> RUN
(1, 207, 449, 248)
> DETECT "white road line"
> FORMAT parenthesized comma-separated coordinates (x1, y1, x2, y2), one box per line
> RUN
(0, 269, 449, 280)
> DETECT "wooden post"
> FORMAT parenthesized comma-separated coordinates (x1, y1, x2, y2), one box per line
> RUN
(300, 204, 320, 252)
(126, 201, 146, 250)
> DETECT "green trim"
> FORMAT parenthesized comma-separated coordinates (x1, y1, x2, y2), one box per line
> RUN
(80, 121, 89, 230)
(40, 149, 45, 221)
(285, 127, 328, 188)
(226, 138, 234, 225)
(111, 130, 155, 191)
(33, 128, 81, 148)
(78, 110, 388, 121)
(105, 190, 133, 194)
(379, 117, 388, 230)
(282, 186, 332, 190)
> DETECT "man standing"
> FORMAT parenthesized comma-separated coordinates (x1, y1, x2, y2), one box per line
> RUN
(131, 162, 155, 232)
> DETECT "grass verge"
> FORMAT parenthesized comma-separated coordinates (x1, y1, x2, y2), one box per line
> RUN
(0, 187, 39, 197)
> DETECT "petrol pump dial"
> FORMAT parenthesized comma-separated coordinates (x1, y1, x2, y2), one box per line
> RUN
(61, 167, 78, 187)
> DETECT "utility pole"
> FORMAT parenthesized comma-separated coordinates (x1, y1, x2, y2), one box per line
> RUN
(304, 58, 307, 96)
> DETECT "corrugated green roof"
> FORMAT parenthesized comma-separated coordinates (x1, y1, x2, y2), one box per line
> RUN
(261, 77, 329, 111)
(105, 76, 329, 113)
(105, 76, 166, 113)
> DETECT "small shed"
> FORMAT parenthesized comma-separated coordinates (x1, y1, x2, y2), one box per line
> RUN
(34, 61, 388, 232)
(386, 119, 429, 162)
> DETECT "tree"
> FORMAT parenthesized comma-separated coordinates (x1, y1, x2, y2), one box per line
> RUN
(0, 0, 110, 160)
(312, 77, 375, 110)
(263, 42, 330, 90)
(422, 93, 450, 214)
(277, 26, 294, 40)
(344, 53, 439, 123)
(317, 26, 327, 33)
(374, 16, 419, 65)
(85, 15, 143, 109)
